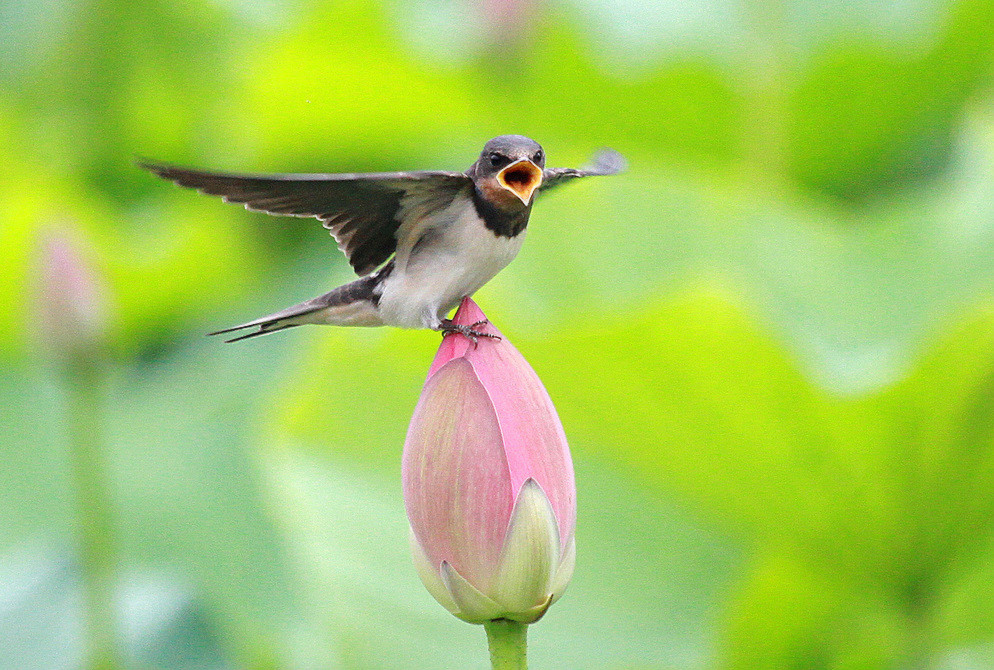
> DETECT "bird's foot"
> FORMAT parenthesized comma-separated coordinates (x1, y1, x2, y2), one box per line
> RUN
(440, 319, 501, 345)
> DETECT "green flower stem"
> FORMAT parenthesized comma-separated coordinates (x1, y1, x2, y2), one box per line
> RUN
(742, 0, 789, 186)
(65, 360, 121, 670)
(484, 619, 528, 670)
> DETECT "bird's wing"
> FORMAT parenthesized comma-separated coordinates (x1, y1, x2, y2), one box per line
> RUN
(539, 148, 626, 194)
(139, 162, 472, 276)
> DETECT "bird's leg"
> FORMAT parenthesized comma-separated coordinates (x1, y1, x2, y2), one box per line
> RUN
(439, 318, 502, 345)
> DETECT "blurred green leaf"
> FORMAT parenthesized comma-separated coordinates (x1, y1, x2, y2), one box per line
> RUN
(0, 542, 235, 670)
(0, 337, 304, 666)
(541, 292, 994, 666)
(788, 0, 994, 199)
(497, 107, 994, 392)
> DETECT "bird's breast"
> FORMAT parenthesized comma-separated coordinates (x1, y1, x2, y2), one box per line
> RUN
(376, 199, 525, 328)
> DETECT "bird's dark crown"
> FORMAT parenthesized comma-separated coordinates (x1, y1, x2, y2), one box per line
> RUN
(476, 135, 545, 174)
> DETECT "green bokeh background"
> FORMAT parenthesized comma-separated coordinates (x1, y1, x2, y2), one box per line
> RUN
(3, 0, 994, 668)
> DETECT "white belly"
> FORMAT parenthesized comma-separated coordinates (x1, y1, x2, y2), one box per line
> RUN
(376, 199, 524, 329)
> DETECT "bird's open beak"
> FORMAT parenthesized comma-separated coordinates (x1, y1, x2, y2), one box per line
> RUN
(497, 160, 543, 205)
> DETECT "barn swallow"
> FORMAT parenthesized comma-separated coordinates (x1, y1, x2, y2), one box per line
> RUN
(140, 135, 624, 342)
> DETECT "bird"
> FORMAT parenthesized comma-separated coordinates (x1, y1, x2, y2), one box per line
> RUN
(140, 135, 625, 342)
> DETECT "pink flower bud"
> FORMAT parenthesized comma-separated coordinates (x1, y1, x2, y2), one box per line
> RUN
(481, 0, 535, 42)
(403, 298, 576, 624)
(36, 229, 109, 359)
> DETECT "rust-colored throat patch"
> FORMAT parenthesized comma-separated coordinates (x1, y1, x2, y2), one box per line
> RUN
(497, 160, 543, 203)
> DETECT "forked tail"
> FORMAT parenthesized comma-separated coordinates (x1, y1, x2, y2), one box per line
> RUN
(209, 265, 390, 342)
(208, 297, 330, 343)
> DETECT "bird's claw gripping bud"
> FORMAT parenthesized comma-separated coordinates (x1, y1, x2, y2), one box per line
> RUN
(440, 318, 502, 345)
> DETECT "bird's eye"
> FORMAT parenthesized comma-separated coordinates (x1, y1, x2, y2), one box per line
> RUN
(489, 152, 504, 167)
(533, 151, 543, 163)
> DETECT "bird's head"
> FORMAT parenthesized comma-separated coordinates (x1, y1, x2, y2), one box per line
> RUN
(472, 135, 545, 209)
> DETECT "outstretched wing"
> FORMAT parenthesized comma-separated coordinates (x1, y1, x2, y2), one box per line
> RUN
(539, 148, 626, 194)
(139, 162, 472, 276)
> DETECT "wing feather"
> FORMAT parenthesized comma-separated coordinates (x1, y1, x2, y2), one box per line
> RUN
(139, 162, 471, 276)
(539, 148, 626, 194)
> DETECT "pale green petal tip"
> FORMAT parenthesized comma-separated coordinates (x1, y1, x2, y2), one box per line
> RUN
(549, 535, 576, 606)
(409, 528, 460, 615)
(441, 560, 504, 623)
(508, 593, 554, 623)
(491, 478, 561, 614)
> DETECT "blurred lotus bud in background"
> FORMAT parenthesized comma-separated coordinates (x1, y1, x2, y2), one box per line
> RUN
(481, 0, 535, 45)
(36, 226, 110, 361)
(34, 224, 121, 669)
(403, 298, 576, 624)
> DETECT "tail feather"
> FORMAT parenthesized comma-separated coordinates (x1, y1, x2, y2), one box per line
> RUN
(208, 269, 388, 342)
(208, 295, 331, 342)
(219, 323, 298, 343)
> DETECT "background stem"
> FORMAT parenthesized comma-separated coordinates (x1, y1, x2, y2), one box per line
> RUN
(484, 619, 528, 670)
(66, 359, 121, 670)
(741, 0, 789, 188)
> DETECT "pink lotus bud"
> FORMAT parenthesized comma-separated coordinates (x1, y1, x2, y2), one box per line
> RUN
(403, 298, 576, 624)
(480, 0, 535, 43)
(36, 228, 109, 360)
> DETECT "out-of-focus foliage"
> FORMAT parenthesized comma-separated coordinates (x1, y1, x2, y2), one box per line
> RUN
(1, 0, 993, 668)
